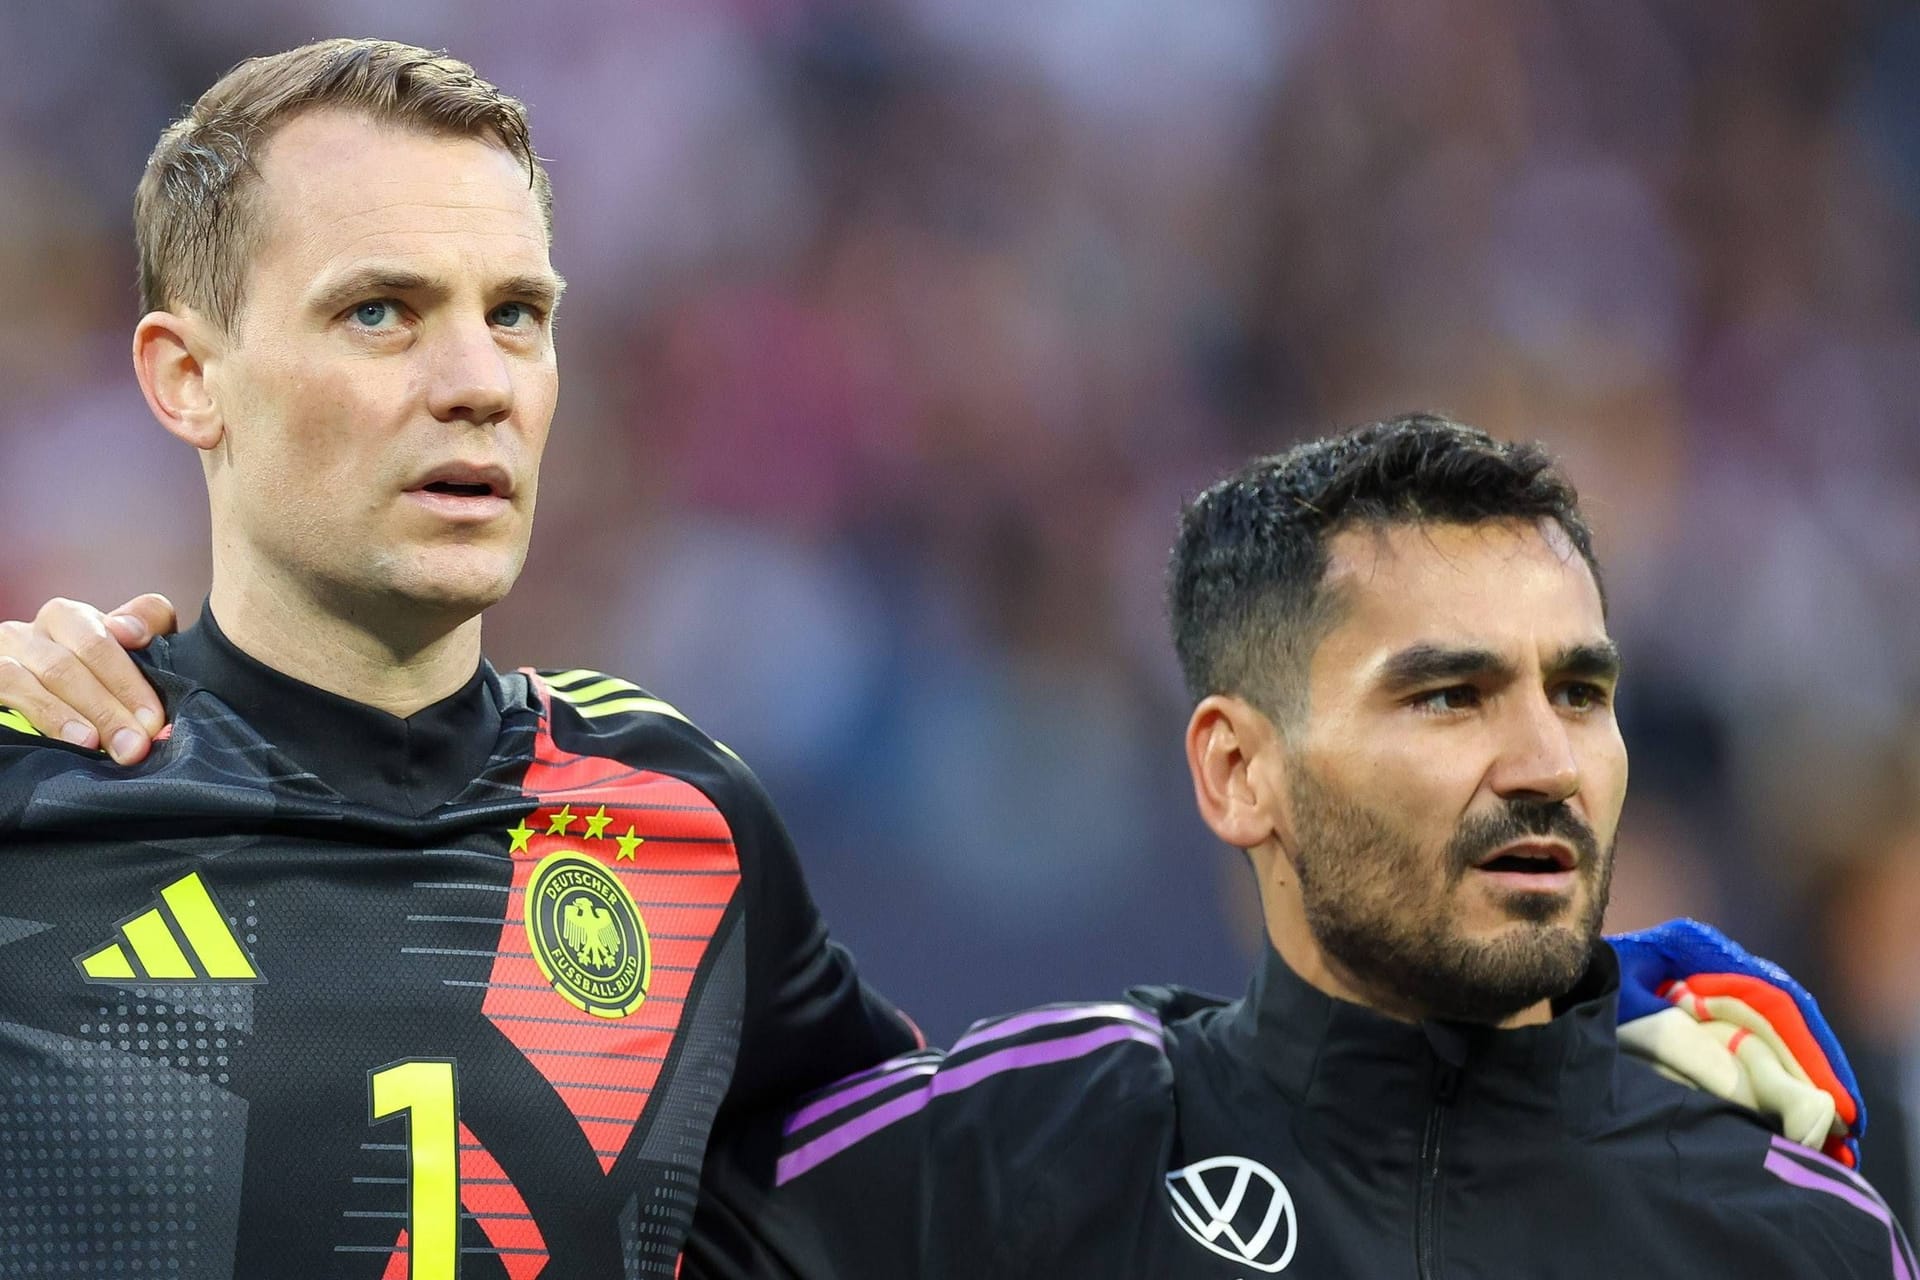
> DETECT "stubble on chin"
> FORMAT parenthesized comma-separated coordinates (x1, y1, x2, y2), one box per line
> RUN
(1287, 767, 1612, 1025)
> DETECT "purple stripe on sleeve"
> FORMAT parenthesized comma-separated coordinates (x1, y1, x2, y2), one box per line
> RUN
(1768, 1137, 1919, 1279)
(776, 1086, 937, 1186)
(776, 1022, 1163, 1186)
(932, 1023, 1162, 1097)
(1771, 1135, 1887, 1197)
(1774, 1136, 1866, 1189)
(951, 1002, 1160, 1055)
(784, 1059, 940, 1134)
(1764, 1150, 1914, 1280)
(785, 1006, 1161, 1135)
(1765, 1150, 1893, 1224)
(778, 1048, 940, 1132)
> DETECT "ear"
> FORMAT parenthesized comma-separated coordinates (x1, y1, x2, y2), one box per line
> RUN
(1186, 694, 1287, 851)
(133, 309, 225, 451)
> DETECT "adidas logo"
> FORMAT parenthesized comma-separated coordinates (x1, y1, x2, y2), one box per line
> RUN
(75, 872, 262, 984)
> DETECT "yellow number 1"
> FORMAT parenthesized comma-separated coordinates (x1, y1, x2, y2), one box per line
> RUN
(370, 1059, 460, 1280)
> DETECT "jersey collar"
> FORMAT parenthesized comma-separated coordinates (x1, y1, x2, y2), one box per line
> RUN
(156, 606, 504, 816)
(1228, 936, 1621, 1134)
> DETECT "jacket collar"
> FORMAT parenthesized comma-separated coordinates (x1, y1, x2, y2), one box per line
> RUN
(1225, 937, 1621, 1134)
(151, 605, 503, 816)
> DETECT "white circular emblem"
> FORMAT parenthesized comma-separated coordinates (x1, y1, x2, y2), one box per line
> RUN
(1165, 1155, 1297, 1272)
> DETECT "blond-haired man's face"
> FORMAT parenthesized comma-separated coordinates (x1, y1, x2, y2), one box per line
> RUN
(198, 108, 561, 632)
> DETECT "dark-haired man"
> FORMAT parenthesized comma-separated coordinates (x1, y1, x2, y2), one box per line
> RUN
(676, 414, 1912, 1277)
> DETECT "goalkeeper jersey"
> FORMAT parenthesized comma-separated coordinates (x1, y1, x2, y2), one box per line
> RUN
(0, 613, 915, 1279)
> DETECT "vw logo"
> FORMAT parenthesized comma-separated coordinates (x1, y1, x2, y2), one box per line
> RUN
(1165, 1155, 1297, 1272)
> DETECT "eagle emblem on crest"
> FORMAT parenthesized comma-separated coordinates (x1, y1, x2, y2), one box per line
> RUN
(525, 851, 651, 1019)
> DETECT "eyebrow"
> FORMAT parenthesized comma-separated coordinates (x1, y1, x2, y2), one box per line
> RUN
(498, 271, 568, 312)
(1375, 640, 1622, 691)
(310, 267, 434, 317)
(309, 266, 568, 317)
(1552, 641, 1623, 683)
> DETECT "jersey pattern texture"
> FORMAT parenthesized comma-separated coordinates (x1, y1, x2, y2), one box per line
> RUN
(0, 631, 908, 1280)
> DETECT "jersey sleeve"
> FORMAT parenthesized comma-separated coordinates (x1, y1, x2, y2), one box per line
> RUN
(1754, 1135, 1919, 1280)
(687, 1000, 1172, 1279)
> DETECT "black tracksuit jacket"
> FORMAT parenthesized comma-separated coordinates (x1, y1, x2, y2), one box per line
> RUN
(692, 943, 1916, 1278)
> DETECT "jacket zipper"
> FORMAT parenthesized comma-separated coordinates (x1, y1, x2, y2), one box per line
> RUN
(1416, 1061, 1460, 1280)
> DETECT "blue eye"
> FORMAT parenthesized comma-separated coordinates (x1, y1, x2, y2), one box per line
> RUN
(351, 300, 398, 327)
(490, 301, 536, 328)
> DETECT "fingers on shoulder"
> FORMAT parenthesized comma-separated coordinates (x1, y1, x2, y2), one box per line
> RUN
(0, 650, 92, 746)
(109, 593, 178, 646)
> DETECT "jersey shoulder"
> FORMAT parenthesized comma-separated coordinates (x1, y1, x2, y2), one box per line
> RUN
(527, 667, 746, 768)
(529, 668, 725, 741)
(0, 704, 108, 753)
(1612, 1054, 1913, 1278)
(531, 668, 704, 730)
(776, 997, 1173, 1188)
(1746, 1140, 1916, 1279)
(0, 704, 119, 772)
(522, 666, 790, 848)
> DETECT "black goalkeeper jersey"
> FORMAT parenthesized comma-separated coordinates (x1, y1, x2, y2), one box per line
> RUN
(0, 614, 916, 1279)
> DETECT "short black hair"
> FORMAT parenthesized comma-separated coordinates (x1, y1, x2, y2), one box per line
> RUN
(1168, 412, 1603, 720)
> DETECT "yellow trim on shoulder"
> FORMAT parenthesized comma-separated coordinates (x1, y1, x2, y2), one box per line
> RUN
(539, 670, 744, 763)
(539, 670, 692, 724)
(571, 695, 691, 724)
(550, 676, 643, 705)
(543, 669, 613, 692)
(0, 707, 42, 738)
(542, 669, 668, 717)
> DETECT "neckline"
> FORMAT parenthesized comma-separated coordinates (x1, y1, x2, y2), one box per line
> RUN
(1225, 937, 1622, 1130)
(156, 606, 505, 816)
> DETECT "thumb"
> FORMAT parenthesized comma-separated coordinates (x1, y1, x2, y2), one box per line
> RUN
(105, 593, 179, 649)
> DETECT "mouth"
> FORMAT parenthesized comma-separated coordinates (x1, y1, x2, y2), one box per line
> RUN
(420, 479, 498, 498)
(1472, 839, 1577, 879)
(405, 462, 514, 509)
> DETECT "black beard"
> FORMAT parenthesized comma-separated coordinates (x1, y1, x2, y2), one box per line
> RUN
(1288, 767, 1613, 1025)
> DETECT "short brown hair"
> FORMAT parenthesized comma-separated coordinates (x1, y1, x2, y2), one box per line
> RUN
(135, 38, 553, 329)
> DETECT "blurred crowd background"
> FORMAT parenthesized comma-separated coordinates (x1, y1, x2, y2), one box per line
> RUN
(2, 0, 1918, 1221)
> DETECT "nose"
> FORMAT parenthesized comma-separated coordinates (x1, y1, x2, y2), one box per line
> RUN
(1487, 692, 1580, 805)
(425, 318, 514, 426)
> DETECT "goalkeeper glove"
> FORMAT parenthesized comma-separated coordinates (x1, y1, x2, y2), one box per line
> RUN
(1609, 917, 1863, 1168)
